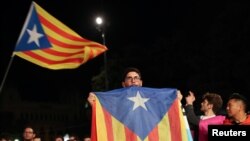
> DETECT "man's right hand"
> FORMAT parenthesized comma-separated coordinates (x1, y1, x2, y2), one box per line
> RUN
(185, 91, 196, 105)
(87, 92, 96, 106)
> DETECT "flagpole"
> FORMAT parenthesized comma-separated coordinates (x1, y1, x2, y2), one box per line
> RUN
(0, 55, 15, 95)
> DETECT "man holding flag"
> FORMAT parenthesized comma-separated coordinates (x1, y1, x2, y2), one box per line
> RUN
(88, 67, 192, 141)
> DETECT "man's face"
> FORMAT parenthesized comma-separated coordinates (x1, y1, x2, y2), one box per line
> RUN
(68, 137, 76, 141)
(226, 99, 241, 117)
(122, 71, 142, 87)
(84, 137, 91, 141)
(200, 99, 212, 112)
(23, 127, 35, 141)
(55, 137, 64, 141)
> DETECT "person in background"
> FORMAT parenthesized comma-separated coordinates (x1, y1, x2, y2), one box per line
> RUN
(54, 135, 64, 141)
(82, 133, 91, 141)
(33, 137, 41, 141)
(0, 133, 11, 141)
(181, 91, 225, 141)
(22, 125, 36, 141)
(88, 67, 143, 106)
(223, 93, 250, 125)
(83, 137, 90, 141)
(0, 137, 8, 141)
(67, 134, 79, 141)
(82, 135, 91, 141)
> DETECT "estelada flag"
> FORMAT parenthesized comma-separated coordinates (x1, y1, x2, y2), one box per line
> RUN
(13, 1, 107, 70)
(91, 86, 193, 141)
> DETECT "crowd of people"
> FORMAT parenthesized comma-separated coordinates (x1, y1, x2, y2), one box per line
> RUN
(179, 91, 250, 141)
(0, 125, 90, 141)
(88, 67, 250, 141)
(1, 67, 250, 141)
(21, 126, 90, 141)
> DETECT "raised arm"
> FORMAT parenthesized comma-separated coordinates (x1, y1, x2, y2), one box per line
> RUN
(184, 91, 200, 126)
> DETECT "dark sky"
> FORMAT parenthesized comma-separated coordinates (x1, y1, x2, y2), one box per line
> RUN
(1, 0, 250, 105)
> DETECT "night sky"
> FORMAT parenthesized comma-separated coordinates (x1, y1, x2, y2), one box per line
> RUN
(1, 0, 250, 108)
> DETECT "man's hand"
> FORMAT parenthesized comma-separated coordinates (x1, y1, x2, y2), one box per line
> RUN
(87, 92, 96, 106)
(177, 90, 183, 101)
(185, 91, 195, 105)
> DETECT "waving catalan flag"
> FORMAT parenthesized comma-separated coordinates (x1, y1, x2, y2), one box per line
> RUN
(13, 1, 107, 70)
(91, 86, 193, 141)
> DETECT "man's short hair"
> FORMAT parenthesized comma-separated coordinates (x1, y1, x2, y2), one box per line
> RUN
(202, 92, 223, 114)
(122, 67, 142, 81)
(229, 93, 248, 112)
(23, 125, 36, 134)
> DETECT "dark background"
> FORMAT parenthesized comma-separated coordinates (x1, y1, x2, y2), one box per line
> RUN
(1, 0, 250, 111)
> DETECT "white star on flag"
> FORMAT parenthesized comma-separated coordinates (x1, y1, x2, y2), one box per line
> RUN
(128, 91, 150, 111)
(27, 24, 44, 47)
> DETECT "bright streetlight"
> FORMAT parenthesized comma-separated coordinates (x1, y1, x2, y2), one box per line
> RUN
(96, 17, 103, 25)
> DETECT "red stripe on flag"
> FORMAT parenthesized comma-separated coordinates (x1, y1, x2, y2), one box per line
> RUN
(42, 48, 85, 57)
(168, 99, 182, 141)
(47, 36, 89, 49)
(91, 103, 97, 141)
(23, 51, 84, 64)
(124, 126, 137, 141)
(89, 44, 108, 49)
(38, 14, 87, 42)
(102, 107, 114, 141)
(148, 125, 159, 141)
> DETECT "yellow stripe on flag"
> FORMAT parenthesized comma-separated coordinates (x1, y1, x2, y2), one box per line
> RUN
(158, 114, 171, 141)
(111, 116, 126, 140)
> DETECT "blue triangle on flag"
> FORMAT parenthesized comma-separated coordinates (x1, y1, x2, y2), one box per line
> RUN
(95, 86, 177, 140)
(15, 4, 51, 52)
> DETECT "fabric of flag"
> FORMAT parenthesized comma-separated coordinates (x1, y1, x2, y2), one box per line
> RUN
(91, 86, 193, 141)
(181, 104, 194, 141)
(13, 1, 107, 70)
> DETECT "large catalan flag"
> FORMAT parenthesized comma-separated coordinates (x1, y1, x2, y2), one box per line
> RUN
(13, 1, 107, 70)
(91, 86, 193, 141)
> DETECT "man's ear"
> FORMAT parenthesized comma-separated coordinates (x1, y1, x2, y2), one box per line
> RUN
(238, 101, 244, 110)
(208, 104, 213, 109)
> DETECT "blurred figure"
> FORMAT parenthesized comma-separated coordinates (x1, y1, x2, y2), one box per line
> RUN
(23, 125, 36, 141)
(0, 133, 11, 141)
(0, 138, 7, 141)
(67, 134, 78, 141)
(223, 93, 250, 125)
(54, 135, 64, 141)
(83, 137, 90, 141)
(82, 134, 91, 141)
